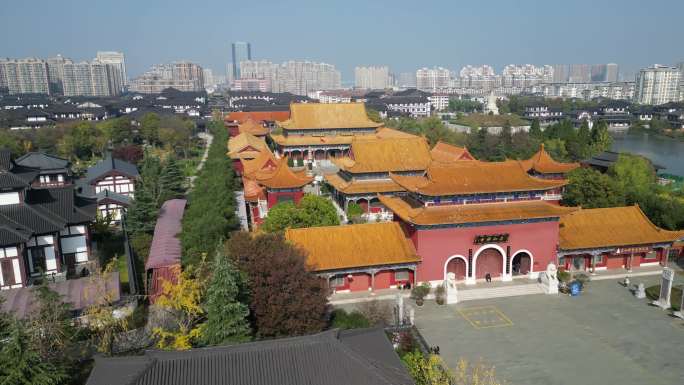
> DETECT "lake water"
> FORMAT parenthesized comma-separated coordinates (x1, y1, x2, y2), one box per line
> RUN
(611, 133, 684, 176)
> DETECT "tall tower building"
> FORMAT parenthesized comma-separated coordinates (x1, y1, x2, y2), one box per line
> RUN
(231, 42, 252, 79)
(634, 65, 681, 105)
(416, 67, 450, 90)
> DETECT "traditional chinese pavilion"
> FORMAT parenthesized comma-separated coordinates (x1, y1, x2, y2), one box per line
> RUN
(326, 132, 431, 214)
(227, 118, 270, 138)
(241, 152, 312, 228)
(558, 205, 684, 272)
(227, 132, 269, 176)
(521, 144, 580, 179)
(270, 103, 383, 163)
(429, 141, 475, 163)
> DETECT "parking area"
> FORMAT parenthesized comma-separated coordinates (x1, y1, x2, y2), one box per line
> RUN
(414, 275, 684, 385)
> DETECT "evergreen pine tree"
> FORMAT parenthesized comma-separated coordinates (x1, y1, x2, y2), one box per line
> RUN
(201, 251, 251, 346)
(126, 179, 158, 236)
(529, 119, 543, 141)
(0, 320, 67, 385)
(158, 156, 185, 204)
(139, 154, 163, 205)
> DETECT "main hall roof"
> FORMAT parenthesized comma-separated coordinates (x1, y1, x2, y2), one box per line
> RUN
(390, 160, 567, 196)
(335, 136, 432, 173)
(279, 103, 383, 130)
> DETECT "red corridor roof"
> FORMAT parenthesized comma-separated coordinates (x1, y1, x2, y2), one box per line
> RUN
(146, 199, 187, 270)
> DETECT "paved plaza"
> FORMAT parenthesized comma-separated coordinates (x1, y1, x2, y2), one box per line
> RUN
(414, 275, 684, 385)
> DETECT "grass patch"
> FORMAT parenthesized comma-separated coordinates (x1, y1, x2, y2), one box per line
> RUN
(117, 256, 130, 294)
(645, 285, 682, 310)
(452, 113, 528, 128)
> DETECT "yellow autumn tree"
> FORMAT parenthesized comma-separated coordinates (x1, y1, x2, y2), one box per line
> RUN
(402, 351, 504, 385)
(151, 265, 207, 350)
(83, 259, 129, 355)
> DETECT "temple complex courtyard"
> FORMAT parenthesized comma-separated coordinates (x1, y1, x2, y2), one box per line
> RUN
(414, 275, 684, 385)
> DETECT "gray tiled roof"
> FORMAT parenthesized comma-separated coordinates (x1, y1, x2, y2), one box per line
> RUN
(86, 328, 415, 385)
(15, 152, 70, 173)
(86, 155, 139, 183)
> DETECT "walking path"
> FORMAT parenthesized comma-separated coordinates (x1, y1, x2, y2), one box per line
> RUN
(329, 265, 671, 305)
(187, 132, 213, 189)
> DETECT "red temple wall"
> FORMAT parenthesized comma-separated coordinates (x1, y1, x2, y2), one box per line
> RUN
(411, 220, 559, 283)
(232, 160, 244, 176)
(266, 190, 304, 209)
(348, 273, 370, 291)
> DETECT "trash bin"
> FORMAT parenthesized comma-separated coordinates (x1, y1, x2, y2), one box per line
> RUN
(570, 281, 581, 296)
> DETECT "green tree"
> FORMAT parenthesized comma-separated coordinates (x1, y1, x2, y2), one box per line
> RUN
(608, 154, 656, 203)
(126, 180, 158, 236)
(261, 194, 340, 233)
(140, 112, 160, 145)
(158, 156, 185, 203)
(0, 130, 23, 156)
(562, 168, 625, 208)
(228, 232, 329, 338)
(57, 121, 97, 160)
(543, 138, 569, 162)
(529, 119, 543, 141)
(27, 283, 76, 367)
(590, 120, 612, 155)
(201, 251, 251, 346)
(0, 320, 67, 385)
(139, 154, 163, 205)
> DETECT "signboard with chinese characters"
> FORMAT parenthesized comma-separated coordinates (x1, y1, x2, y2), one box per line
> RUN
(615, 246, 651, 254)
(474, 234, 509, 245)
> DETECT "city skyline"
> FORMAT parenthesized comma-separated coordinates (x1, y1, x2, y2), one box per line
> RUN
(1, 0, 683, 82)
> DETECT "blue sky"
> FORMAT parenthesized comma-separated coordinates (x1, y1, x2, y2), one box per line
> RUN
(1, 0, 682, 82)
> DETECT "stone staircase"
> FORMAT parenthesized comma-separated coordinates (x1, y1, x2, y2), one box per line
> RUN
(457, 283, 545, 302)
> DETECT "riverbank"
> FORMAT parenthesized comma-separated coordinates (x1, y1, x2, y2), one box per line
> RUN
(611, 132, 684, 176)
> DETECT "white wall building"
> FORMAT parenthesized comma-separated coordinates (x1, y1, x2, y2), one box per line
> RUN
(416, 67, 451, 91)
(634, 65, 681, 105)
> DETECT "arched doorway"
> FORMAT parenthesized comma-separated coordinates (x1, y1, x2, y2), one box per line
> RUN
(475, 247, 504, 279)
(445, 256, 467, 281)
(512, 252, 532, 276)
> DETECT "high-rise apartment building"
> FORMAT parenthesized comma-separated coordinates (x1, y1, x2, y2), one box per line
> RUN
(62, 60, 114, 97)
(634, 65, 681, 105)
(605, 63, 619, 82)
(0, 57, 50, 95)
(237, 59, 341, 95)
(96, 51, 127, 93)
(416, 67, 451, 90)
(231, 42, 251, 79)
(552, 64, 568, 83)
(130, 61, 205, 94)
(354, 66, 390, 89)
(397, 72, 416, 88)
(46, 55, 72, 94)
(568, 64, 591, 83)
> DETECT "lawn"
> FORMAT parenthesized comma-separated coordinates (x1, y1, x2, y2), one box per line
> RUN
(645, 284, 682, 310)
(452, 113, 529, 128)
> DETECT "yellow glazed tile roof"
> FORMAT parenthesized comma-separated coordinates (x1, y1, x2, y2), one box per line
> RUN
(285, 222, 420, 271)
(430, 141, 475, 163)
(238, 118, 270, 136)
(390, 160, 567, 196)
(324, 173, 405, 194)
(279, 103, 383, 130)
(227, 132, 269, 160)
(559, 205, 684, 250)
(241, 149, 279, 177)
(379, 195, 577, 226)
(247, 158, 312, 189)
(521, 144, 580, 174)
(336, 137, 432, 173)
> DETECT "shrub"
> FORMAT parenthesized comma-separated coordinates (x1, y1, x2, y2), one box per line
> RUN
(411, 283, 431, 304)
(356, 300, 392, 326)
(330, 308, 370, 330)
(434, 285, 446, 305)
(557, 268, 571, 283)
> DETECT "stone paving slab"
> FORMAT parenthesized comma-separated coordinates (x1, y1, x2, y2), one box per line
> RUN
(414, 275, 684, 385)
